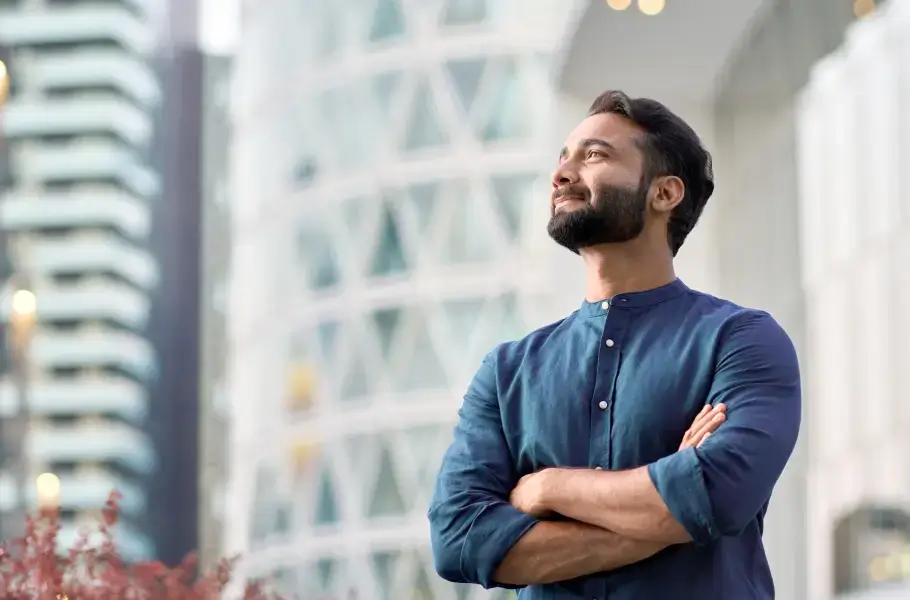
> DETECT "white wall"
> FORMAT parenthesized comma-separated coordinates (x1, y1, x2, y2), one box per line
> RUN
(796, 5, 910, 598)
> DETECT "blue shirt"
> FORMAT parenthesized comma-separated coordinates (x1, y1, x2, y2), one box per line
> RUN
(428, 279, 801, 599)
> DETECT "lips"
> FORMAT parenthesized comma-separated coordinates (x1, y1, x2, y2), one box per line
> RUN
(553, 196, 584, 210)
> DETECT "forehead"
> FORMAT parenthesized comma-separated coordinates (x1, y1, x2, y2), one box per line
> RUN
(564, 112, 645, 154)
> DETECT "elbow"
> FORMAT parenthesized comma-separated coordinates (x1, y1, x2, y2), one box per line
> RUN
(429, 493, 537, 587)
(428, 508, 470, 584)
(431, 544, 467, 584)
(429, 523, 468, 584)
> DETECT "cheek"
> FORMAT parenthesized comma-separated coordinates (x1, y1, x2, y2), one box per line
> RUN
(590, 163, 639, 188)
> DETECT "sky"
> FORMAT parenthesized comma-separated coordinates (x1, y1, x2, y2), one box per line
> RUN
(198, 0, 240, 55)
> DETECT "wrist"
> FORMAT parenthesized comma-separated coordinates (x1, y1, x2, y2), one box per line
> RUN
(539, 467, 566, 510)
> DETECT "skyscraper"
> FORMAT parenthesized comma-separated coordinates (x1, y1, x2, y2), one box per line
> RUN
(0, 0, 161, 560)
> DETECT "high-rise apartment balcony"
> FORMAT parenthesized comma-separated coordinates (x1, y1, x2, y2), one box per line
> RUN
(0, 281, 150, 329)
(29, 235, 158, 289)
(27, 420, 155, 473)
(13, 141, 160, 199)
(2, 96, 153, 147)
(0, 470, 146, 515)
(0, 190, 151, 239)
(0, 6, 153, 54)
(30, 330, 155, 380)
(29, 50, 161, 108)
(0, 376, 148, 424)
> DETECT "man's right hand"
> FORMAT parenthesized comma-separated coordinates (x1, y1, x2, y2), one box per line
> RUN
(678, 403, 726, 451)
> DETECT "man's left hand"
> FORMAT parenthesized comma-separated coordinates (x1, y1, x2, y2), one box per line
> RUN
(510, 469, 556, 518)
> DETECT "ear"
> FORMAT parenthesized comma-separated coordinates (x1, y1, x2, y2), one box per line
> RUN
(650, 175, 685, 215)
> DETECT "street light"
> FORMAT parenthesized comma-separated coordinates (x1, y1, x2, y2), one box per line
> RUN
(35, 472, 60, 512)
(0, 60, 8, 106)
(11, 289, 36, 323)
(9, 286, 36, 364)
(1, 282, 36, 540)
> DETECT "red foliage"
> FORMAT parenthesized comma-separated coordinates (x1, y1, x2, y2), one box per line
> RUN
(0, 491, 283, 599)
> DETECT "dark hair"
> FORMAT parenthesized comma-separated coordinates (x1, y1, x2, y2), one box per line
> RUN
(588, 90, 714, 256)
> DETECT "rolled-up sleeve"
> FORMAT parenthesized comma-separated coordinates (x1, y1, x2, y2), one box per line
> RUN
(428, 353, 539, 589)
(648, 311, 802, 545)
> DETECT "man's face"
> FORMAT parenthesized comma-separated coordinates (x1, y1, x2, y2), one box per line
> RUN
(547, 112, 651, 253)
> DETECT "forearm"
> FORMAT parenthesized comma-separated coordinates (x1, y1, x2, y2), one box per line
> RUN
(493, 520, 667, 586)
(543, 467, 689, 544)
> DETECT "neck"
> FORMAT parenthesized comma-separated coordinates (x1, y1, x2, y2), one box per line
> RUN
(578, 238, 676, 302)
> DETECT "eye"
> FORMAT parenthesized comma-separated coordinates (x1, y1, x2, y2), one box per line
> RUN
(587, 149, 607, 159)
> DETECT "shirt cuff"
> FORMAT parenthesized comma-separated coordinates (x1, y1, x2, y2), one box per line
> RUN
(461, 502, 539, 589)
(648, 447, 717, 545)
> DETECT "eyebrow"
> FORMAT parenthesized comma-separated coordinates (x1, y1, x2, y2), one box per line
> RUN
(558, 138, 617, 161)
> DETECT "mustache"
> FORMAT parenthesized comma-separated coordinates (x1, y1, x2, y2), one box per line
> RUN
(552, 187, 589, 204)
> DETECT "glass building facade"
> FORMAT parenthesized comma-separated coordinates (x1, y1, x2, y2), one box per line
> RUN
(226, 0, 583, 598)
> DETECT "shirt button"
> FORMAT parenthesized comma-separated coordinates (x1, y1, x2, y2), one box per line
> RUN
(605, 339, 614, 347)
(601, 300, 609, 310)
(598, 400, 608, 410)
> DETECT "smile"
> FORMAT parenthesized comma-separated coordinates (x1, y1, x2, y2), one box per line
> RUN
(554, 196, 585, 210)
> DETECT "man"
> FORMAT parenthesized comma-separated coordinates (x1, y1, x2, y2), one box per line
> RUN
(427, 91, 801, 599)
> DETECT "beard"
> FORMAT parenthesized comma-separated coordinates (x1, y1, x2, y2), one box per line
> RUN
(547, 180, 647, 253)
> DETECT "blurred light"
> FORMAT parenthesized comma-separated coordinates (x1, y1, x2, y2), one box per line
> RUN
(0, 60, 8, 104)
(854, 0, 875, 18)
(899, 550, 910, 578)
(638, 0, 665, 15)
(289, 440, 320, 478)
(35, 472, 61, 508)
(607, 0, 632, 9)
(869, 555, 890, 582)
(286, 364, 316, 412)
(11, 289, 36, 319)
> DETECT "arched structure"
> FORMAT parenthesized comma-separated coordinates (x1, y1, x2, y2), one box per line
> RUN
(227, 1, 586, 598)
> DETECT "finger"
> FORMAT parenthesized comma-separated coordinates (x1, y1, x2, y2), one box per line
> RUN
(686, 412, 725, 449)
(681, 405, 728, 450)
(690, 411, 725, 444)
(696, 432, 712, 448)
(679, 404, 713, 450)
(687, 404, 717, 433)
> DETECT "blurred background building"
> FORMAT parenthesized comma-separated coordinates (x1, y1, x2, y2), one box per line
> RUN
(0, 0, 161, 560)
(221, 1, 910, 600)
(0, 0, 207, 564)
(197, 52, 232, 568)
(140, 0, 210, 564)
(146, 40, 204, 565)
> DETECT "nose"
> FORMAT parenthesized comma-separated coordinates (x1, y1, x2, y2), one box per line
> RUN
(551, 162, 579, 189)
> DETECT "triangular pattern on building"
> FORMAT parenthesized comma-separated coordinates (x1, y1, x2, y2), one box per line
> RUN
(239, 0, 571, 598)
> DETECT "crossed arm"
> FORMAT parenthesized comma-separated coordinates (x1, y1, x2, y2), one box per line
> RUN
(493, 404, 723, 586)
(428, 312, 801, 589)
